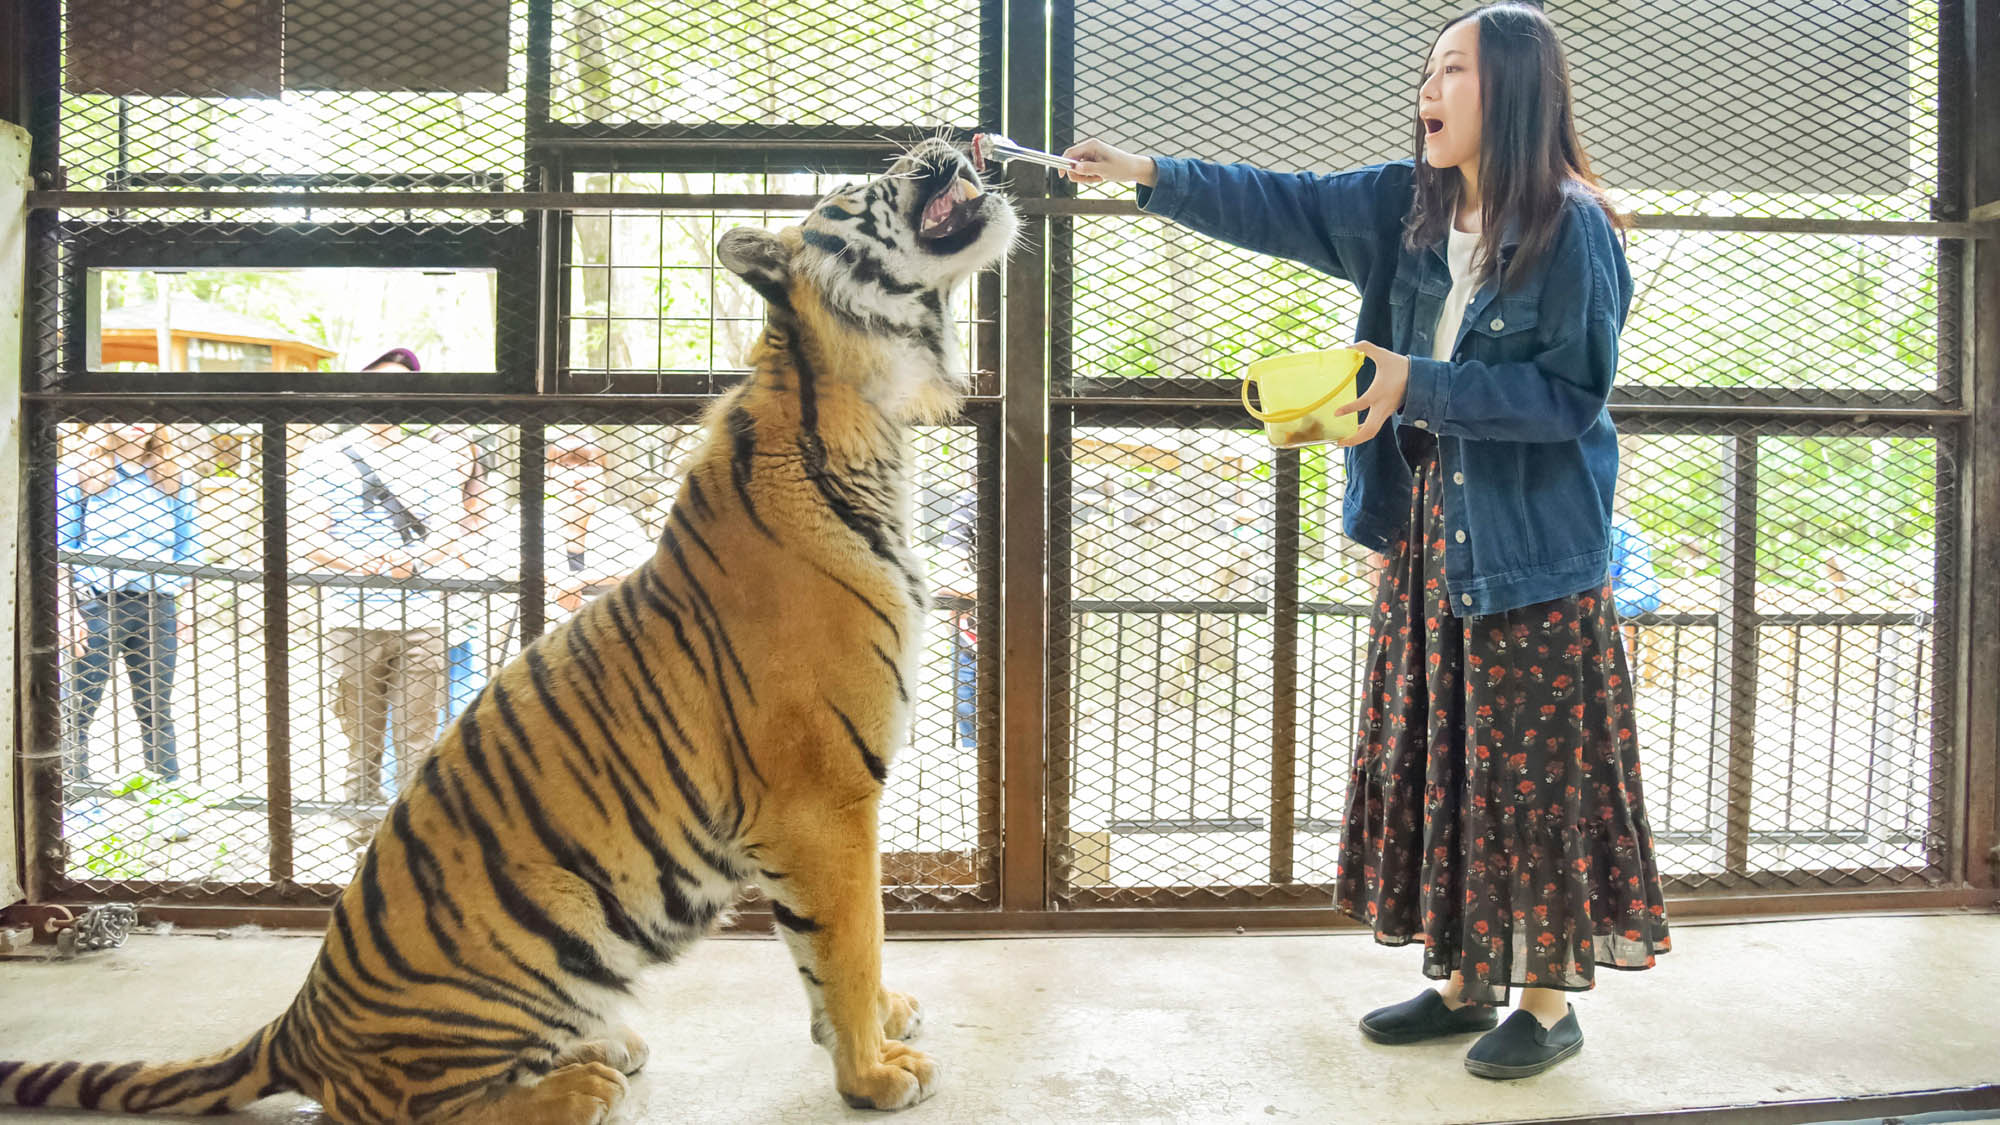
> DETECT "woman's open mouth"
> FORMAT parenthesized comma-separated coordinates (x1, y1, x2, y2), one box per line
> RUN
(919, 175, 986, 242)
(1424, 116, 1444, 135)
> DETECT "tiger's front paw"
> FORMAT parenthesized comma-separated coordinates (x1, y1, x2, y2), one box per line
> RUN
(880, 989, 922, 1040)
(838, 1043, 940, 1111)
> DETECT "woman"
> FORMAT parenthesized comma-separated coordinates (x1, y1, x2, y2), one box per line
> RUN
(58, 421, 201, 841)
(1064, 2, 1670, 1078)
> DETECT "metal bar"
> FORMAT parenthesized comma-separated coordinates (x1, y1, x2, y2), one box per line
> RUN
(262, 424, 292, 882)
(42, 187, 1989, 237)
(527, 127, 976, 151)
(1269, 449, 1300, 884)
(29, 191, 827, 212)
(1952, 0, 2000, 888)
(1724, 435, 1761, 874)
(1959, 0, 2000, 889)
(974, 406, 1004, 901)
(22, 387, 1951, 422)
(1482, 1085, 2000, 1125)
(35, 883, 1997, 934)
(1014, 196, 1999, 237)
(0, 0, 22, 130)
(1972, 0, 2000, 212)
(52, 553, 516, 593)
(1045, 403, 1075, 899)
(535, 154, 568, 394)
(997, 0, 1051, 914)
(519, 423, 547, 644)
(21, 407, 62, 900)
(525, 0, 552, 132)
(112, 173, 511, 190)
(979, 0, 1004, 133)
(22, 392, 765, 412)
(1054, 394, 1971, 422)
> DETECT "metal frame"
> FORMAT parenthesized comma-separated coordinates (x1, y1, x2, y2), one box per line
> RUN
(44, 218, 539, 394)
(1036, 0, 1998, 914)
(5, 0, 1997, 930)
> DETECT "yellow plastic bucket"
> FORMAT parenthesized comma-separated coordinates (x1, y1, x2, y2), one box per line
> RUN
(1240, 348, 1364, 448)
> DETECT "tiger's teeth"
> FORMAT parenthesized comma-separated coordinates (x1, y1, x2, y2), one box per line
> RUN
(956, 178, 982, 201)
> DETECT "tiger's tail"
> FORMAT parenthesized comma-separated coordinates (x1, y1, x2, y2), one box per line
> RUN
(0, 1014, 293, 1115)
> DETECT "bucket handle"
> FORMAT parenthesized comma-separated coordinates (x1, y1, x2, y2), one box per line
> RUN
(1240, 364, 1360, 424)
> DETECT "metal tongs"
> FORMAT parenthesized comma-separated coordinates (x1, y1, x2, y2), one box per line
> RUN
(971, 133, 1078, 173)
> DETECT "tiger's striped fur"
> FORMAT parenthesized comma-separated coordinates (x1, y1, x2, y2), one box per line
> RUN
(0, 139, 1016, 1123)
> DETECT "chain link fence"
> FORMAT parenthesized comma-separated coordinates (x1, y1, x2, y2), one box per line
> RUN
(10, 0, 1988, 921)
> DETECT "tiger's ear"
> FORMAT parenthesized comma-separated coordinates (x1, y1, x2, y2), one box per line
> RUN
(717, 227, 793, 309)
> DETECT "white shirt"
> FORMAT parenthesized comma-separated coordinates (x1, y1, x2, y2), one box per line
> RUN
(295, 429, 456, 632)
(1431, 223, 1486, 362)
(541, 501, 656, 625)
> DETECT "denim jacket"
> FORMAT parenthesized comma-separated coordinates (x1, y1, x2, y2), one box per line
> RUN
(1137, 157, 1632, 616)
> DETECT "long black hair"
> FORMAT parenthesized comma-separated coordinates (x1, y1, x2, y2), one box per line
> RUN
(1404, 3, 1619, 291)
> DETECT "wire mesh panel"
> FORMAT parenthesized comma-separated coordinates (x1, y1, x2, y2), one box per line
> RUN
(547, 0, 993, 136)
(57, 1, 529, 191)
(50, 420, 271, 887)
(1049, 411, 1954, 903)
(1057, 418, 1282, 900)
(27, 402, 1000, 909)
(563, 173, 987, 394)
(1059, 0, 1942, 221)
(285, 419, 523, 889)
(11, 0, 1980, 924)
(1046, 0, 1964, 906)
(1620, 232, 1945, 400)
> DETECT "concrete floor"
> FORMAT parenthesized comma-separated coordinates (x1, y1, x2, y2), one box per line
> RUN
(0, 913, 1994, 1124)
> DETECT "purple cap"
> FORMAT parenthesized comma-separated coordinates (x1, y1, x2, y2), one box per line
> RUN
(363, 347, 421, 372)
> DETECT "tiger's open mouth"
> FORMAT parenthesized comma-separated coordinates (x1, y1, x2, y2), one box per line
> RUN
(918, 175, 986, 242)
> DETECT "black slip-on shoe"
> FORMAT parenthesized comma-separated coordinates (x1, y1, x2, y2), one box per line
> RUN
(1464, 1006, 1583, 1078)
(1358, 990, 1501, 1045)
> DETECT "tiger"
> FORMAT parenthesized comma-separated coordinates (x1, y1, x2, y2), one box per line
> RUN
(0, 137, 1017, 1123)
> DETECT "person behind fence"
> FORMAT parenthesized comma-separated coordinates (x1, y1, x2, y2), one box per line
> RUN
(435, 431, 511, 726)
(541, 433, 656, 626)
(294, 348, 458, 841)
(1064, 2, 1669, 1078)
(1609, 508, 1663, 685)
(56, 421, 200, 843)
(931, 487, 980, 755)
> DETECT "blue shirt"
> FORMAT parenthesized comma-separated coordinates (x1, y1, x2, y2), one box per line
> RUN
(57, 462, 201, 594)
(1137, 157, 1633, 615)
(1609, 513, 1663, 617)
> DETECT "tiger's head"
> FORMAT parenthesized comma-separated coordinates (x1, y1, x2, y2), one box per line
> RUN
(716, 139, 1017, 422)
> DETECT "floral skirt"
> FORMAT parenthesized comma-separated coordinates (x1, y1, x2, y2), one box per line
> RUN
(1333, 434, 1671, 1004)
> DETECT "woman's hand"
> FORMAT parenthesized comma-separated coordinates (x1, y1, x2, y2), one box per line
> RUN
(1334, 340, 1412, 447)
(1059, 138, 1157, 187)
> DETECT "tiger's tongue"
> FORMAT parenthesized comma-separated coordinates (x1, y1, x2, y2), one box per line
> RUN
(922, 190, 956, 232)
